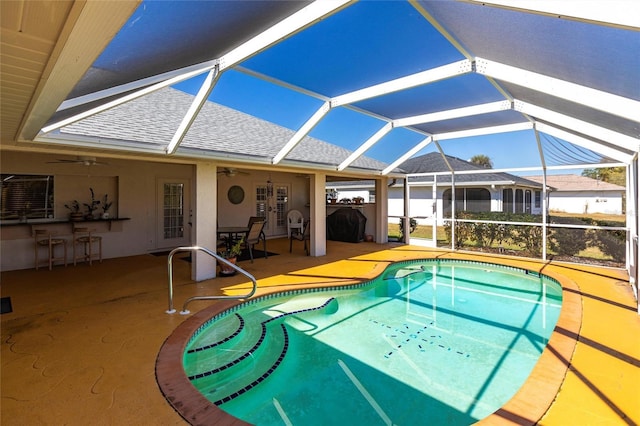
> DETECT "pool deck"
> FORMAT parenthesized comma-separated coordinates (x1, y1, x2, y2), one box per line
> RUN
(1, 238, 638, 425)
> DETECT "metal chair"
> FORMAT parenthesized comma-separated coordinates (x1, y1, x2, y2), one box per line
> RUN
(243, 219, 267, 262)
(289, 219, 310, 256)
(34, 229, 67, 270)
(72, 227, 102, 265)
(286, 209, 303, 239)
(247, 216, 267, 241)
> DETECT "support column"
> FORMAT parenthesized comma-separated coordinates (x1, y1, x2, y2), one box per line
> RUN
(310, 173, 327, 256)
(192, 162, 217, 281)
(451, 173, 456, 250)
(375, 178, 389, 243)
(627, 159, 639, 310)
(403, 178, 410, 244)
(432, 176, 438, 241)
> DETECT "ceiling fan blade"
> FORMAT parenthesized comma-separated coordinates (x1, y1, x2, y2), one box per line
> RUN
(46, 156, 108, 166)
(47, 159, 80, 163)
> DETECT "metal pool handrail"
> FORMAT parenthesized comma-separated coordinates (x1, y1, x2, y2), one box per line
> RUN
(166, 246, 257, 315)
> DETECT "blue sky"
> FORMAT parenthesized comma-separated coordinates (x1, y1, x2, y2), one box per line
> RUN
(165, 1, 612, 175)
(89, 0, 631, 176)
(174, 71, 589, 174)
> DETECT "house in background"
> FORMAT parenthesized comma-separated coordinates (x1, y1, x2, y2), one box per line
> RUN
(332, 153, 544, 225)
(526, 174, 625, 215)
(0, 89, 390, 272)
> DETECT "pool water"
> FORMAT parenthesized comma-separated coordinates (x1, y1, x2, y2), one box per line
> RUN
(183, 260, 562, 425)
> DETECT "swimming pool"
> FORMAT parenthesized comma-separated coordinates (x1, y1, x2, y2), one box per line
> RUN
(181, 259, 562, 425)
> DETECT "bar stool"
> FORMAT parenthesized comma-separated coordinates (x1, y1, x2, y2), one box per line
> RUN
(34, 229, 67, 271)
(72, 227, 102, 266)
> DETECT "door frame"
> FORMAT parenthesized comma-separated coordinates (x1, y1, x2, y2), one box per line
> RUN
(156, 178, 191, 249)
(254, 182, 290, 238)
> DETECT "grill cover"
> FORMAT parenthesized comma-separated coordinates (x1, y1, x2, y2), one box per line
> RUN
(326, 208, 366, 243)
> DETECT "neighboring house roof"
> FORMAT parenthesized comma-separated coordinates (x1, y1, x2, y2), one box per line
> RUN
(329, 152, 544, 190)
(57, 87, 389, 172)
(526, 174, 625, 192)
(402, 153, 542, 188)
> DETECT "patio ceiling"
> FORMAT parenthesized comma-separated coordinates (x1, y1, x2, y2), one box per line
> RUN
(3, 1, 639, 176)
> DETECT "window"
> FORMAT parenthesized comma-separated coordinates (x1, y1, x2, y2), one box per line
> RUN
(502, 188, 513, 213)
(515, 189, 524, 213)
(443, 187, 490, 216)
(465, 188, 491, 212)
(1, 174, 54, 220)
(535, 191, 541, 208)
(163, 183, 184, 239)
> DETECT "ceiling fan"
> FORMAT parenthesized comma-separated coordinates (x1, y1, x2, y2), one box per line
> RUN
(47, 156, 108, 166)
(217, 168, 249, 177)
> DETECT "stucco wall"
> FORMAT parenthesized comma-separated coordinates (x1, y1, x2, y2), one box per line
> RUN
(549, 191, 623, 214)
(1, 152, 317, 271)
(0, 151, 195, 271)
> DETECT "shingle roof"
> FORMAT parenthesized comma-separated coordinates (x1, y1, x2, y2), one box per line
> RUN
(526, 174, 625, 192)
(59, 87, 389, 171)
(402, 152, 542, 187)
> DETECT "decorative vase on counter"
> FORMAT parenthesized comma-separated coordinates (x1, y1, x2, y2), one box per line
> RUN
(101, 212, 110, 219)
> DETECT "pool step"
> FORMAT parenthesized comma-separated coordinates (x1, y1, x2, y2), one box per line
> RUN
(185, 297, 338, 404)
(191, 321, 288, 404)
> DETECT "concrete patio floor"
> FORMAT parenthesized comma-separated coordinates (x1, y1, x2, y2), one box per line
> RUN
(1, 238, 638, 425)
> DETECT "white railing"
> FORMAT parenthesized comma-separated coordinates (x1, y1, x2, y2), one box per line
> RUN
(166, 246, 257, 315)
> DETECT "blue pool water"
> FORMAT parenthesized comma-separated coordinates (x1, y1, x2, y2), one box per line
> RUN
(183, 260, 562, 425)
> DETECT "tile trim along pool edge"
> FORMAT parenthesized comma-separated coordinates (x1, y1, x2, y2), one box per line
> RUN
(155, 254, 581, 426)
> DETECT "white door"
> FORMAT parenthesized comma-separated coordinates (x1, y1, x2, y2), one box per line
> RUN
(255, 183, 290, 237)
(156, 179, 191, 249)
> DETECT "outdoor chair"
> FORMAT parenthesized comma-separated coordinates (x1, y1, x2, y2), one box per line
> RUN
(289, 219, 310, 256)
(243, 219, 267, 262)
(247, 216, 267, 242)
(287, 209, 304, 239)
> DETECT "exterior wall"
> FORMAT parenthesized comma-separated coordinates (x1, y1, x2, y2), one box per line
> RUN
(216, 170, 309, 238)
(386, 185, 544, 227)
(1, 151, 195, 271)
(0, 151, 317, 271)
(548, 191, 623, 214)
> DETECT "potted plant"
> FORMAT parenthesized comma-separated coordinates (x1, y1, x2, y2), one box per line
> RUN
(65, 200, 84, 221)
(353, 196, 364, 205)
(101, 194, 113, 219)
(327, 189, 338, 204)
(218, 237, 243, 275)
(83, 188, 100, 220)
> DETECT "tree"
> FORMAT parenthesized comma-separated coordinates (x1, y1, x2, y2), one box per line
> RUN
(469, 154, 493, 169)
(582, 167, 625, 186)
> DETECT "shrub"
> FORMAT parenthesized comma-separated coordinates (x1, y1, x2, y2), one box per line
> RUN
(399, 217, 417, 239)
(548, 216, 588, 256)
(591, 219, 626, 261)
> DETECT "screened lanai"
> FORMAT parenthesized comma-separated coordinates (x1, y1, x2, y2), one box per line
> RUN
(2, 1, 639, 305)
